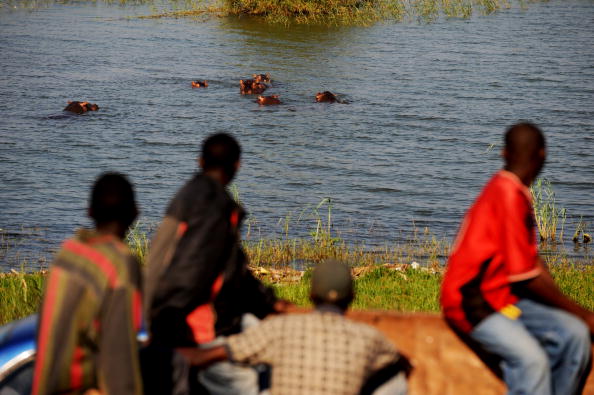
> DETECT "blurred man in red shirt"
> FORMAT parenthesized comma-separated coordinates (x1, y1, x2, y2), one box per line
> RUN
(441, 123, 593, 395)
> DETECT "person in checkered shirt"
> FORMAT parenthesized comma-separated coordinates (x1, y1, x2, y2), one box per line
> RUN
(179, 260, 411, 395)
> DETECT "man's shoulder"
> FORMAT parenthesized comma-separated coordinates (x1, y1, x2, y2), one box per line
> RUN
(483, 171, 529, 201)
(55, 232, 138, 288)
(467, 172, 527, 217)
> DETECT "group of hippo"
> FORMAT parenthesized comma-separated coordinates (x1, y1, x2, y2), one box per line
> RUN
(194, 73, 340, 105)
(63, 73, 340, 114)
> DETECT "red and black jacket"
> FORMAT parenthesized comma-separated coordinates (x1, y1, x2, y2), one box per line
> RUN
(145, 173, 277, 347)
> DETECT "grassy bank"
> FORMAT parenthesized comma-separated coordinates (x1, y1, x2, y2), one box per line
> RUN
(2, 258, 593, 326)
(1, 179, 591, 325)
(0, 270, 45, 325)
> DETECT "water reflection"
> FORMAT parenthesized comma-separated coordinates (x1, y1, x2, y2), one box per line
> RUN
(216, 16, 368, 81)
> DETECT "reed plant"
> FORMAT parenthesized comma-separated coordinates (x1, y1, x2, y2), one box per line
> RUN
(530, 178, 566, 243)
(572, 216, 592, 245)
(241, 197, 449, 269)
(126, 221, 152, 264)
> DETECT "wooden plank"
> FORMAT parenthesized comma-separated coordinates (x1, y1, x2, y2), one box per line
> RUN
(344, 311, 593, 395)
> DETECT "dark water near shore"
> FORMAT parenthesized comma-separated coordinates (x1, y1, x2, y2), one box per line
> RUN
(1, 1, 593, 269)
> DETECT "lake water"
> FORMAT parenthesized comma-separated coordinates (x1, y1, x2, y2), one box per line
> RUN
(1, 1, 593, 269)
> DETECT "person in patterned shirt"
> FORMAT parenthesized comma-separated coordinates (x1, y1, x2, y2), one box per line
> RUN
(178, 260, 410, 395)
(32, 173, 143, 395)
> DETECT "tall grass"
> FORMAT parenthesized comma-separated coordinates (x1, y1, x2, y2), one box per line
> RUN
(572, 216, 592, 245)
(126, 221, 152, 263)
(530, 178, 566, 243)
(0, 271, 45, 324)
(242, 197, 449, 269)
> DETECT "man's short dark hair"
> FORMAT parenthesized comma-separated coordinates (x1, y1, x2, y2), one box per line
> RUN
(504, 122, 546, 154)
(201, 133, 241, 175)
(90, 172, 137, 227)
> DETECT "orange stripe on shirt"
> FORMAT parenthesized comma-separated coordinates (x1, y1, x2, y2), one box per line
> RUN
(133, 290, 143, 331)
(70, 346, 84, 389)
(177, 221, 188, 237)
(32, 267, 64, 395)
(63, 240, 119, 287)
(230, 210, 239, 228)
(186, 274, 225, 344)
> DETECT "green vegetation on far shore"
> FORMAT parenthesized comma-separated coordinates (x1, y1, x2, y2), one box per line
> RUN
(142, 0, 543, 26)
(1, 0, 544, 26)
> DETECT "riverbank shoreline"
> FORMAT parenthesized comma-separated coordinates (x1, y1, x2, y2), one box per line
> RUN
(2, 259, 592, 326)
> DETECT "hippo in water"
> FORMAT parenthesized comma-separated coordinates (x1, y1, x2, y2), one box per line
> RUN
(315, 91, 338, 103)
(253, 73, 271, 84)
(63, 101, 99, 114)
(256, 95, 281, 105)
(240, 79, 268, 95)
(191, 80, 208, 88)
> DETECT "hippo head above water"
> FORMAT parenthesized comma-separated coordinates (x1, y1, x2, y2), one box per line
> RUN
(64, 101, 99, 114)
(191, 80, 208, 88)
(253, 73, 271, 84)
(256, 95, 281, 105)
(315, 91, 338, 103)
(240, 79, 268, 95)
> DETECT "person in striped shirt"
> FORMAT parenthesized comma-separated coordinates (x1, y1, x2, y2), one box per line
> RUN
(32, 173, 143, 395)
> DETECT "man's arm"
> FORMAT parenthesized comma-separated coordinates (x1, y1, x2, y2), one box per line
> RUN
(516, 258, 594, 333)
(177, 346, 229, 367)
(179, 318, 280, 367)
(500, 190, 594, 333)
(360, 332, 410, 395)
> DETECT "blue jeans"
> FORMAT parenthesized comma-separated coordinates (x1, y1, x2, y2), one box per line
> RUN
(198, 314, 261, 395)
(470, 299, 591, 395)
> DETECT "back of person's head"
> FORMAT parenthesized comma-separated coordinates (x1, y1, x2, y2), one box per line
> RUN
(310, 260, 354, 310)
(89, 172, 137, 228)
(504, 122, 546, 171)
(201, 133, 241, 179)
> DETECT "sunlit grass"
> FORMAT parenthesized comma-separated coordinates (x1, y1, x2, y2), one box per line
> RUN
(269, 262, 594, 312)
(3, 261, 591, 325)
(0, 270, 45, 325)
(1, 227, 591, 325)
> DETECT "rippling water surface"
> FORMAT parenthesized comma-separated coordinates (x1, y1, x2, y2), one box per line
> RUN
(1, 1, 593, 269)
